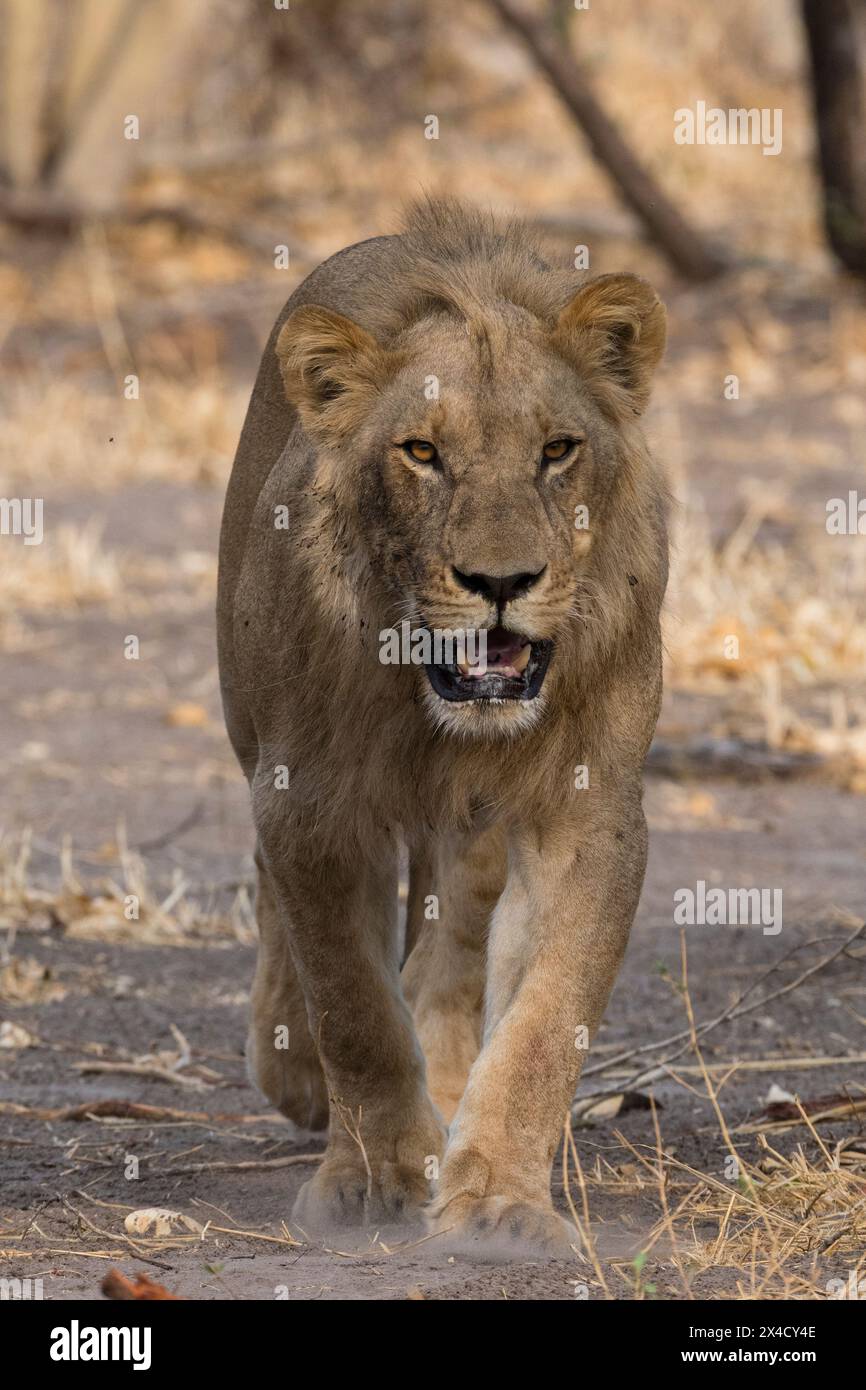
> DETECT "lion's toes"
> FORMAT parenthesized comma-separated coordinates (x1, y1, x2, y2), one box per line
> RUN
(291, 1157, 431, 1236)
(428, 1194, 577, 1261)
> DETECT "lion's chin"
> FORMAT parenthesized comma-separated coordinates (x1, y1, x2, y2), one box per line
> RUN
(421, 681, 549, 741)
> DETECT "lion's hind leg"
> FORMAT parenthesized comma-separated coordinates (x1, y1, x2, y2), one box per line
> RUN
(247, 852, 329, 1133)
(402, 825, 506, 1125)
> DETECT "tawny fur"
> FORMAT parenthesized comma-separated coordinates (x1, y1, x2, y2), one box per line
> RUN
(217, 199, 669, 1255)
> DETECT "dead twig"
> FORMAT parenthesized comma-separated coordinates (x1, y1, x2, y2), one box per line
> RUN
(577, 920, 866, 1105)
(71, 1061, 212, 1090)
(163, 1154, 322, 1176)
(132, 801, 204, 854)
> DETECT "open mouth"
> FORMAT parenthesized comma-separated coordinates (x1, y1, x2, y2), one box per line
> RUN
(424, 626, 554, 703)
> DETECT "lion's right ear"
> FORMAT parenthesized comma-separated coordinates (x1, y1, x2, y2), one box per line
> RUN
(551, 273, 666, 417)
(275, 305, 395, 437)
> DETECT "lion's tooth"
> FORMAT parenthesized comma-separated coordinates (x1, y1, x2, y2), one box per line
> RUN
(512, 643, 531, 673)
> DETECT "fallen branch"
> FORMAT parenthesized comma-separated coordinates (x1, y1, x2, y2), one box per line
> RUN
(735, 1095, 866, 1135)
(0, 188, 310, 261)
(0, 1098, 286, 1125)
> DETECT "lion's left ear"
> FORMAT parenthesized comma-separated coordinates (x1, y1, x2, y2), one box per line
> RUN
(551, 273, 666, 415)
(275, 305, 397, 438)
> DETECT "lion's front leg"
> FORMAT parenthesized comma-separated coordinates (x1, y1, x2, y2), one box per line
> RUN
(429, 801, 647, 1258)
(257, 827, 445, 1235)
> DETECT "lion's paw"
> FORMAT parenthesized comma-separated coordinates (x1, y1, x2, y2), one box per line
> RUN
(292, 1156, 431, 1236)
(428, 1194, 577, 1261)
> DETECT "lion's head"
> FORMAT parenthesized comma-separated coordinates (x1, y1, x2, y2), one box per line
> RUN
(275, 202, 667, 738)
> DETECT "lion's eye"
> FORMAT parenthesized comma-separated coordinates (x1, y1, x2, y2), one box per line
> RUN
(402, 440, 439, 466)
(542, 438, 576, 463)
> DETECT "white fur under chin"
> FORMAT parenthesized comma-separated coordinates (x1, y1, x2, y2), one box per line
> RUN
(422, 681, 547, 741)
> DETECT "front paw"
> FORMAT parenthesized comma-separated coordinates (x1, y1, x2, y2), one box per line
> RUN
(292, 1106, 446, 1236)
(428, 1194, 577, 1261)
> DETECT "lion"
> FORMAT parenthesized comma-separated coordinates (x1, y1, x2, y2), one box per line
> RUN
(217, 199, 668, 1256)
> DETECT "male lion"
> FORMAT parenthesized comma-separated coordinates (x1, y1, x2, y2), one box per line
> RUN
(217, 200, 668, 1255)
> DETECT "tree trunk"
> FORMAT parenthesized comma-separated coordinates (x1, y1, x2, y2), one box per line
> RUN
(801, 0, 866, 277)
(489, 0, 726, 282)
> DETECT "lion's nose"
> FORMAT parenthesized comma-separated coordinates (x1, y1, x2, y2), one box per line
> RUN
(451, 567, 547, 606)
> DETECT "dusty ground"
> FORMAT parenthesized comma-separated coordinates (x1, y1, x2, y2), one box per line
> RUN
(1, 759, 864, 1299)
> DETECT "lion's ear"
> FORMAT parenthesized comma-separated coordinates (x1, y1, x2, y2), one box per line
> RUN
(552, 273, 666, 415)
(275, 305, 394, 436)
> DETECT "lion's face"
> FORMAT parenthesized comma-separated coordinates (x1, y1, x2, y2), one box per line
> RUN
(277, 276, 665, 737)
(358, 313, 603, 737)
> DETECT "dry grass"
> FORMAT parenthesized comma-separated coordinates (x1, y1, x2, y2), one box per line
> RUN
(668, 524, 866, 693)
(0, 373, 243, 492)
(0, 829, 254, 950)
(664, 500, 866, 777)
(0, 519, 121, 611)
(562, 934, 866, 1300)
(0, 525, 217, 649)
(572, 1126, 866, 1299)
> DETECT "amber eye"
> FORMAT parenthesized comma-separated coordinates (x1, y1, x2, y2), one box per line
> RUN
(542, 438, 575, 463)
(402, 439, 439, 465)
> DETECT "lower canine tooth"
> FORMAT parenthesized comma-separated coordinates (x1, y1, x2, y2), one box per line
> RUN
(512, 643, 531, 673)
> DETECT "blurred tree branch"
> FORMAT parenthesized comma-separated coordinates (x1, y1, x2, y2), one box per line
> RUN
(0, 185, 309, 263)
(488, 0, 727, 281)
(801, 0, 866, 278)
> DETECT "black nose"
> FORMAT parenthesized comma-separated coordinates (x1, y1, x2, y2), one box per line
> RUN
(452, 567, 546, 606)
